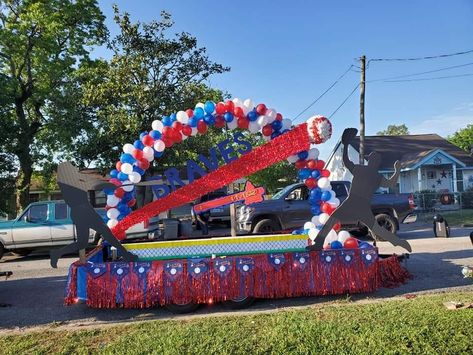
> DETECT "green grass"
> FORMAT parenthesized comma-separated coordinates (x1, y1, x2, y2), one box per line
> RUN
(418, 209, 473, 226)
(2, 292, 473, 354)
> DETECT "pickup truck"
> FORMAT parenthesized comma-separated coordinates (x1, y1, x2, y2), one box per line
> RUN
(0, 200, 159, 260)
(237, 181, 417, 236)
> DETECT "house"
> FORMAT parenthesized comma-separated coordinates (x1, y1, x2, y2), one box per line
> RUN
(325, 134, 473, 193)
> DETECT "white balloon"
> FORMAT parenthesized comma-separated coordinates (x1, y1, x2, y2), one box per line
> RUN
(281, 119, 292, 131)
(122, 143, 134, 154)
(191, 127, 198, 136)
(107, 219, 118, 229)
(122, 180, 134, 192)
(195, 102, 205, 110)
(327, 229, 338, 242)
(307, 148, 319, 160)
(338, 230, 351, 243)
(287, 155, 299, 163)
(308, 228, 319, 241)
(330, 190, 336, 198)
(266, 109, 277, 120)
(319, 213, 330, 224)
(106, 195, 120, 208)
(121, 163, 133, 175)
(263, 135, 271, 142)
(143, 146, 154, 162)
(243, 98, 254, 110)
(318, 177, 331, 190)
(304, 222, 315, 230)
(176, 110, 189, 124)
(248, 121, 260, 133)
(227, 119, 238, 130)
(311, 215, 320, 225)
(106, 208, 120, 220)
(181, 132, 188, 141)
(154, 140, 165, 152)
(232, 97, 243, 107)
(129, 171, 141, 184)
(329, 197, 340, 207)
(257, 115, 269, 127)
(242, 105, 251, 116)
(151, 120, 164, 132)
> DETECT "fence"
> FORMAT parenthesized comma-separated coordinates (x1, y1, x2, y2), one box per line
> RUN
(413, 190, 473, 224)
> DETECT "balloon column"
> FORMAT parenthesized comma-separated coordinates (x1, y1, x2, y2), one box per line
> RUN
(103, 98, 333, 240)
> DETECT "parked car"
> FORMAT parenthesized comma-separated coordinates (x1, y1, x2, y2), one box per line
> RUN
(237, 181, 417, 235)
(191, 189, 231, 227)
(0, 200, 159, 260)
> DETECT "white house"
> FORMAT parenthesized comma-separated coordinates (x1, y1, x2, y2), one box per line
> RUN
(325, 134, 473, 193)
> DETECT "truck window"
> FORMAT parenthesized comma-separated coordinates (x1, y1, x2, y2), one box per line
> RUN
(331, 183, 348, 199)
(286, 186, 308, 200)
(26, 204, 48, 223)
(55, 203, 68, 220)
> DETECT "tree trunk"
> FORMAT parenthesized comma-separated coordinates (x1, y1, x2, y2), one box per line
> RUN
(16, 161, 33, 213)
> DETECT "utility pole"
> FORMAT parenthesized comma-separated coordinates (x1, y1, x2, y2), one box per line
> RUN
(359, 55, 366, 165)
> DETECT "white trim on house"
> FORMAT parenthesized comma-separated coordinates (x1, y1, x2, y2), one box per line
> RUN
(404, 149, 466, 171)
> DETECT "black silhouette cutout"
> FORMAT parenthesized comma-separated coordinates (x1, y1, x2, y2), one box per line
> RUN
(307, 128, 412, 252)
(50, 162, 138, 268)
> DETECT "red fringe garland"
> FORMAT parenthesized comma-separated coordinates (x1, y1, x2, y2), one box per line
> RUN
(65, 248, 410, 309)
(112, 123, 310, 238)
(378, 255, 412, 288)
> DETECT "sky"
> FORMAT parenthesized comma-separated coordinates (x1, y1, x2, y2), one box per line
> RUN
(95, 0, 473, 160)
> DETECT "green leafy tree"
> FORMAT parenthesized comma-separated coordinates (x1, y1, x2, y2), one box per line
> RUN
(0, 0, 106, 212)
(377, 124, 409, 136)
(448, 124, 473, 153)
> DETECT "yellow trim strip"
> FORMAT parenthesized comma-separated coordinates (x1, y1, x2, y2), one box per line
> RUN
(125, 234, 307, 250)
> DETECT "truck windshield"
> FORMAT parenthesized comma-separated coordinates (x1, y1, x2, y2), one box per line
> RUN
(271, 185, 297, 200)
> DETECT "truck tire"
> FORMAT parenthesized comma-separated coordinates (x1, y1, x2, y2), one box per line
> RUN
(11, 249, 32, 257)
(253, 219, 279, 233)
(373, 213, 398, 241)
(223, 296, 255, 310)
(0, 243, 4, 260)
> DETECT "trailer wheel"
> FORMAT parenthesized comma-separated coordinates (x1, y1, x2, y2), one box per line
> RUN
(165, 300, 200, 314)
(223, 296, 255, 310)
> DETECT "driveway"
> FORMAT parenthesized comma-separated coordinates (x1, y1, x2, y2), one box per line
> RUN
(1, 225, 472, 331)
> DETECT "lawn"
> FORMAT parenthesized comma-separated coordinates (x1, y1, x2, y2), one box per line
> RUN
(1, 292, 473, 354)
(418, 209, 473, 226)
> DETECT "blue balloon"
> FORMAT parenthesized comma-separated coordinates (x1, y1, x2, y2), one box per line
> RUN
(298, 151, 309, 160)
(134, 140, 144, 150)
(271, 131, 281, 139)
(103, 188, 114, 195)
(271, 120, 282, 131)
(154, 151, 164, 158)
(281, 129, 290, 135)
(298, 168, 311, 180)
(292, 229, 304, 235)
(110, 169, 118, 178)
(223, 112, 234, 122)
(117, 214, 125, 221)
(117, 172, 129, 181)
(331, 241, 343, 249)
(203, 114, 215, 125)
(311, 170, 321, 179)
(133, 166, 145, 175)
(120, 153, 136, 164)
(247, 110, 258, 121)
(321, 191, 332, 201)
(170, 113, 177, 122)
(194, 107, 205, 119)
(204, 101, 215, 114)
(150, 130, 161, 139)
(359, 242, 373, 249)
(188, 117, 198, 127)
(162, 116, 172, 126)
(139, 131, 148, 139)
(316, 224, 323, 230)
(311, 206, 321, 215)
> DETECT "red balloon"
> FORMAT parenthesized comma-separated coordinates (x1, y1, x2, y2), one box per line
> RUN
(114, 188, 125, 198)
(138, 159, 150, 170)
(215, 115, 225, 128)
(197, 120, 208, 134)
(142, 135, 154, 147)
(306, 159, 317, 170)
(172, 121, 182, 131)
(333, 222, 341, 232)
(127, 198, 136, 207)
(321, 169, 331, 177)
(276, 113, 283, 121)
(182, 125, 192, 136)
(162, 126, 173, 137)
(262, 124, 272, 136)
(185, 108, 194, 118)
(162, 136, 173, 148)
(116, 161, 122, 171)
(234, 106, 244, 118)
(215, 102, 226, 115)
(173, 130, 182, 143)
(132, 149, 144, 160)
(237, 117, 249, 129)
(225, 100, 235, 112)
(256, 103, 267, 115)
(321, 202, 334, 214)
(295, 159, 307, 169)
(344, 237, 359, 249)
(305, 177, 317, 189)
(316, 160, 326, 170)
(109, 178, 121, 187)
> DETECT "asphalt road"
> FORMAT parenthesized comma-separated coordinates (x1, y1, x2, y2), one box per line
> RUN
(1, 224, 472, 331)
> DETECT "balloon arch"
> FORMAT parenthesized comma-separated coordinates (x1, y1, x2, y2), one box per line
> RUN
(103, 98, 349, 247)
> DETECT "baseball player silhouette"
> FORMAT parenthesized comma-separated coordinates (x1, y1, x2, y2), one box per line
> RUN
(50, 162, 138, 268)
(307, 128, 412, 252)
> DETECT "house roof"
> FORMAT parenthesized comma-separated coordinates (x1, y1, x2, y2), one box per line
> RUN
(348, 134, 473, 170)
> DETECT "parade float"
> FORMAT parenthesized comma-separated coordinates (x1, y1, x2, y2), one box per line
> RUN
(60, 98, 411, 312)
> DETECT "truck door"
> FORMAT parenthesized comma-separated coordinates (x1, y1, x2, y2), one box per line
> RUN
(12, 203, 52, 248)
(281, 185, 312, 229)
(50, 203, 76, 246)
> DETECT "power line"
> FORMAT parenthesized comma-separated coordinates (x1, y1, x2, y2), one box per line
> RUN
(381, 72, 473, 83)
(293, 65, 354, 121)
(328, 83, 360, 118)
(368, 49, 473, 62)
(367, 61, 473, 82)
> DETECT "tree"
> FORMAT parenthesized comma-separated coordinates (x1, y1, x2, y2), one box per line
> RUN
(0, 0, 106, 212)
(448, 124, 473, 153)
(377, 124, 409, 136)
